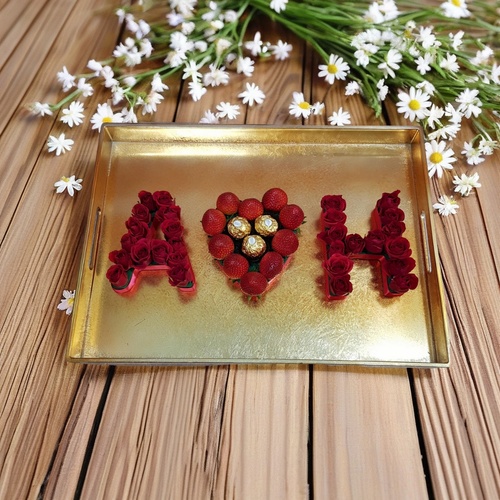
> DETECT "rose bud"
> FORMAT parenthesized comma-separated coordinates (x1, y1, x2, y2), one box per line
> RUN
(376, 190, 401, 213)
(323, 253, 354, 278)
(322, 208, 347, 225)
(130, 238, 151, 268)
(138, 190, 157, 212)
(389, 273, 419, 293)
(317, 223, 348, 246)
(385, 236, 412, 260)
(364, 229, 386, 254)
(106, 264, 129, 288)
(160, 217, 184, 242)
(383, 257, 416, 277)
(155, 204, 181, 223)
(120, 233, 138, 253)
(125, 217, 150, 239)
(109, 249, 132, 270)
(382, 221, 406, 238)
(151, 239, 173, 265)
(321, 194, 346, 212)
(329, 275, 353, 296)
(345, 233, 365, 254)
(131, 203, 151, 224)
(380, 207, 405, 227)
(153, 190, 174, 207)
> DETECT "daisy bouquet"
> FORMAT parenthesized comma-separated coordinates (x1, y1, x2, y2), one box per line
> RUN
(35, 0, 499, 219)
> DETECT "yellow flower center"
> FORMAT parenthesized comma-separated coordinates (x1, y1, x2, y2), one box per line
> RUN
(102, 116, 113, 123)
(409, 99, 421, 111)
(299, 101, 311, 110)
(61, 176, 70, 182)
(327, 63, 338, 74)
(430, 152, 443, 164)
(451, 0, 462, 6)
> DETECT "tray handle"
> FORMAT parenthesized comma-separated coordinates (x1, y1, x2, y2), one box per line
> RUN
(419, 211, 432, 273)
(88, 207, 102, 270)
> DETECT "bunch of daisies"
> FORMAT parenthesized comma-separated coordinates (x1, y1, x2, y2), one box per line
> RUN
(31, 0, 499, 216)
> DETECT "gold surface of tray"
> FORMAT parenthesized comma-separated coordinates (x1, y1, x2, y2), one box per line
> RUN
(68, 124, 449, 366)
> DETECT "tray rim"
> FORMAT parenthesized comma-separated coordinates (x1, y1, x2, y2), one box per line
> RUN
(67, 123, 449, 367)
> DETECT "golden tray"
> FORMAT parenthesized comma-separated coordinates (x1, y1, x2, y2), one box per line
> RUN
(68, 124, 449, 366)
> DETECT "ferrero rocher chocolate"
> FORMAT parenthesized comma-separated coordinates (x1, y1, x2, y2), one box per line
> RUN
(242, 235, 266, 258)
(227, 216, 251, 239)
(255, 215, 278, 237)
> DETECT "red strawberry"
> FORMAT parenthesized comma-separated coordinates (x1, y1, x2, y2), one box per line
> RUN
(239, 271, 268, 296)
(272, 229, 299, 256)
(262, 188, 288, 212)
(259, 251, 284, 280)
(279, 204, 304, 230)
(222, 253, 249, 279)
(216, 192, 240, 215)
(202, 208, 227, 236)
(208, 233, 234, 260)
(238, 198, 264, 221)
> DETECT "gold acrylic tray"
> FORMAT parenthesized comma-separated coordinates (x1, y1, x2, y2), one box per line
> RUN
(68, 124, 449, 366)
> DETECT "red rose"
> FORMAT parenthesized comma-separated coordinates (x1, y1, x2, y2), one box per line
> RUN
(327, 240, 345, 257)
(125, 217, 150, 239)
(345, 233, 365, 254)
(388, 273, 418, 293)
(323, 253, 354, 277)
(130, 238, 151, 267)
(382, 221, 406, 238)
(151, 239, 173, 265)
(376, 190, 401, 213)
(168, 262, 189, 286)
(385, 237, 412, 260)
(383, 257, 416, 277)
(155, 204, 181, 223)
(109, 249, 132, 270)
(322, 208, 347, 225)
(168, 243, 188, 267)
(131, 203, 151, 224)
(329, 275, 353, 296)
(364, 230, 386, 254)
(380, 208, 405, 227)
(138, 190, 157, 212)
(321, 195, 346, 212)
(153, 190, 174, 207)
(160, 217, 184, 241)
(317, 223, 348, 246)
(106, 264, 129, 288)
(121, 233, 138, 253)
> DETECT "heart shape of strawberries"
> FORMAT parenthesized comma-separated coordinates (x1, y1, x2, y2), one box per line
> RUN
(202, 188, 305, 299)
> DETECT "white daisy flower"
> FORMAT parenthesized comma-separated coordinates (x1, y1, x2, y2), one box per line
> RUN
(377, 48, 402, 78)
(271, 40, 293, 60)
(57, 66, 75, 92)
(87, 59, 103, 76)
(140, 91, 164, 115)
(426, 105, 444, 129)
(270, 0, 288, 13)
(188, 81, 207, 102)
(428, 123, 461, 141)
(456, 88, 482, 119)
(199, 110, 219, 124)
(461, 141, 485, 165)
(90, 103, 123, 131)
(478, 138, 497, 156)
(238, 82, 265, 106)
(449, 31, 464, 50)
(318, 54, 350, 84)
(440, 0, 470, 19)
(311, 102, 325, 115)
(416, 53, 433, 75)
(57, 290, 75, 315)
(328, 107, 351, 126)
(345, 81, 361, 96)
(236, 56, 255, 77)
(453, 172, 481, 196)
(60, 101, 85, 127)
(433, 195, 459, 216)
(396, 87, 431, 122)
(121, 106, 138, 123)
(439, 52, 459, 73)
(244, 31, 263, 56)
(203, 64, 229, 87)
(54, 175, 83, 196)
(216, 102, 240, 120)
(77, 78, 93, 97)
(289, 92, 311, 119)
(377, 79, 388, 101)
(47, 133, 74, 156)
(151, 73, 169, 92)
(425, 139, 456, 178)
(30, 102, 53, 116)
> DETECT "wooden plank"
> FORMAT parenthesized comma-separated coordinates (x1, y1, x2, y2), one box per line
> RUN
(0, 1, 124, 498)
(384, 102, 500, 498)
(305, 49, 428, 498)
(80, 20, 310, 499)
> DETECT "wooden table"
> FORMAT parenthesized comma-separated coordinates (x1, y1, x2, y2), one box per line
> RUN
(1, 1, 499, 498)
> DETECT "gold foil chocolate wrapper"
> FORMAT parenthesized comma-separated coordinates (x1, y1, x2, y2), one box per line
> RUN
(227, 216, 251, 239)
(242, 235, 266, 258)
(255, 215, 278, 237)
